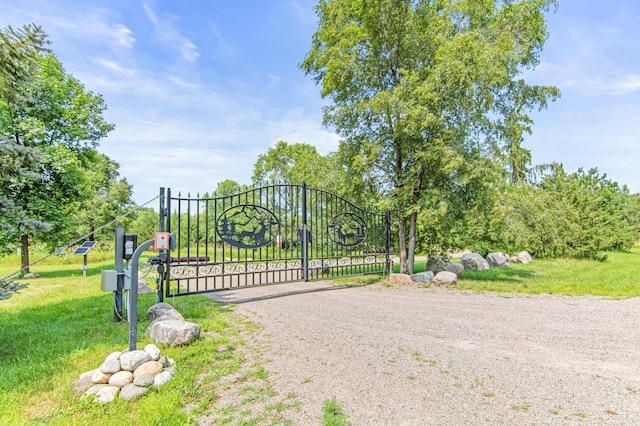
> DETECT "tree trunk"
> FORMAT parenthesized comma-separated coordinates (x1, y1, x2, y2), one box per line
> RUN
(21, 234, 30, 274)
(408, 210, 417, 274)
(398, 216, 409, 274)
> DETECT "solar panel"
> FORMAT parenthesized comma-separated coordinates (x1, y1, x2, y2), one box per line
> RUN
(74, 247, 89, 255)
(81, 241, 97, 248)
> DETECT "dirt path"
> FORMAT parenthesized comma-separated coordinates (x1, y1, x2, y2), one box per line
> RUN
(209, 281, 640, 425)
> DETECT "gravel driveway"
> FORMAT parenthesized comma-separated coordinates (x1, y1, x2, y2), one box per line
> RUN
(209, 281, 640, 425)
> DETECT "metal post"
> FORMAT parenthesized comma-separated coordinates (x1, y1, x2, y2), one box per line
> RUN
(301, 182, 308, 281)
(82, 254, 88, 277)
(114, 226, 124, 322)
(128, 239, 154, 351)
(385, 211, 392, 275)
(158, 187, 165, 303)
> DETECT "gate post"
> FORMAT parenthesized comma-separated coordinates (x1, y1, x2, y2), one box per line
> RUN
(301, 182, 309, 281)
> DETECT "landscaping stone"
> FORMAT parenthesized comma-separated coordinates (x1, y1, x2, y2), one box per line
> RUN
(73, 370, 94, 395)
(109, 370, 133, 387)
(91, 369, 111, 384)
(95, 385, 119, 404)
(99, 357, 121, 374)
(146, 319, 201, 347)
(411, 271, 434, 283)
(133, 374, 155, 387)
(153, 371, 174, 388)
(444, 261, 464, 275)
(517, 251, 533, 264)
(433, 271, 457, 285)
(120, 350, 151, 371)
(389, 273, 412, 284)
(147, 302, 185, 323)
(487, 252, 510, 267)
(461, 252, 490, 271)
(120, 384, 149, 401)
(134, 360, 163, 378)
(144, 343, 161, 361)
(85, 384, 108, 395)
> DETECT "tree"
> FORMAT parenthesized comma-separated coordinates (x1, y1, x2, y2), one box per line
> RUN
(301, 0, 560, 273)
(0, 28, 114, 271)
(71, 152, 134, 242)
(0, 25, 50, 248)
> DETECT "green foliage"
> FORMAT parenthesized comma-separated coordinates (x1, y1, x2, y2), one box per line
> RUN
(322, 397, 352, 426)
(129, 207, 159, 242)
(0, 276, 27, 300)
(301, 0, 560, 272)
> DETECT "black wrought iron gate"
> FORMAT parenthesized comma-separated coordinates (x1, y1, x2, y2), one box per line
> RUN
(157, 183, 390, 298)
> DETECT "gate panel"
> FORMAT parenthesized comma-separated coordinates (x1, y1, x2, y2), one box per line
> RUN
(160, 184, 389, 297)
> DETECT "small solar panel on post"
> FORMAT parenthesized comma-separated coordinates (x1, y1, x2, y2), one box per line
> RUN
(73, 241, 97, 277)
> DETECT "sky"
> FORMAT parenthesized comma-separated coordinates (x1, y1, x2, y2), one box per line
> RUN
(0, 0, 638, 206)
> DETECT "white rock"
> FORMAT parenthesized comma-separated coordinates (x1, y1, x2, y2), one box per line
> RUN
(153, 371, 174, 387)
(109, 370, 133, 388)
(119, 350, 151, 371)
(144, 343, 162, 361)
(95, 385, 119, 404)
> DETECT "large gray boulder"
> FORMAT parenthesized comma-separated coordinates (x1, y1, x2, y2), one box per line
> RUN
(147, 303, 185, 323)
(486, 252, 510, 268)
(146, 319, 201, 347)
(444, 261, 464, 276)
(516, 251, 533, 264)
(411, 271, 434, 283)
(461, 253, 490, 271)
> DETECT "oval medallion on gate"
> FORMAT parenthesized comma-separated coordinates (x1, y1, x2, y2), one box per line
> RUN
(327, 212, 367, 247)
(216, 205, 280, 249)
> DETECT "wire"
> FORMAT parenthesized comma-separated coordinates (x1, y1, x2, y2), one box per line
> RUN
(2, 195, 159, 281)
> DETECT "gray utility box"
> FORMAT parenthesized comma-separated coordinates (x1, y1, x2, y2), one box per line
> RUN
(101, 270, 132, 292)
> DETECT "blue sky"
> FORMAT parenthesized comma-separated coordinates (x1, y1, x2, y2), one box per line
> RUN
(1, 0, 638, 205)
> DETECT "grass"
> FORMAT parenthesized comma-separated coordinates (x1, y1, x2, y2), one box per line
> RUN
(395, 248, 640, 297)
(322, 397, 352, 426)
(0, 253, 293, 425)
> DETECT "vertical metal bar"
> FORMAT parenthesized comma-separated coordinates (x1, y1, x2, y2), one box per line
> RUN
(165, 188, 172, 299)
(302, 182, 308, 281)
(114, 226, 124, 321)
(386, 210, 391, 275)
(157, 188, 165, 302)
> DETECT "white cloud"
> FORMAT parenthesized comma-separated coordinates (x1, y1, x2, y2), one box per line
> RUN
(142, 3, 199, 62)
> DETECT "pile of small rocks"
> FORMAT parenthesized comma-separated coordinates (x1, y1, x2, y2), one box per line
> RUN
(73, 343, 176, 404)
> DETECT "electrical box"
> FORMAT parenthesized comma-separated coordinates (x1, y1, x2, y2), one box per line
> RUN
(101, 270, 132, 291)
(123, 234, 137, 260)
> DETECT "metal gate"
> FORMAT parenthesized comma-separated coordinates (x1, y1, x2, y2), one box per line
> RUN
(157, 183, 390, 298)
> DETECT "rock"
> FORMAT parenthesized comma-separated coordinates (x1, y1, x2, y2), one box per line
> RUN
(444, 261, 464, 275)
(95, 385, 119, 404)
(134, 361, 164, 378)
(461, 253, 490, 271)
(517, 251, 532, 264)
(158, 355, 169, 367)
(389, 273, 412, 284)
(85, 384, 108, 396)
(144, 344, 161, 361)
(163, 366, 177, 376)
(99, 357, 121, 374)
(91, 369, 111, 384)
(153, 371, 174, 388)
(120, 384, 149, 401)
(433, 271, 458, 285)
(411, 271, 434, 283)
(133, 373, 155, 387)
(120, 350, 152, 371)
(147, 303, 185, 323)
(23, 273, 39, 279)
(146, 319, 201, 347)
(109, 370, 133, 388)
(73, 370, 95, 395)
(487, 252, 510, 267)
(138, 277, 155, 294)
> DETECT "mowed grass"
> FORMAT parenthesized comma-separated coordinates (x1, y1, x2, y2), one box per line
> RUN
(0, 253, 269, 425)
(399, 248, 640, 297)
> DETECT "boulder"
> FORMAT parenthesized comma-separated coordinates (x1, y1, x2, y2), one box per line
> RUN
(146, 319, 201, 347)
(120, 384, 149, 401)
(99, 354, 121, 374)
(517, 251, 533, 264)
(91, 369, 111, 384)
(411, 271, 434, 283)
(147, 303, 185, 323)
(487, 252, 510, 268)
(444, 261, 464, 275)
(425, 256, 448, 273)
(433, 271, 457, 285)
(73, 370, 95, 395)
(389, 273, 412, 284)
(461, 253, 490, 271)
(119, 350, 151, 371)
(133, 374, 155, 387)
